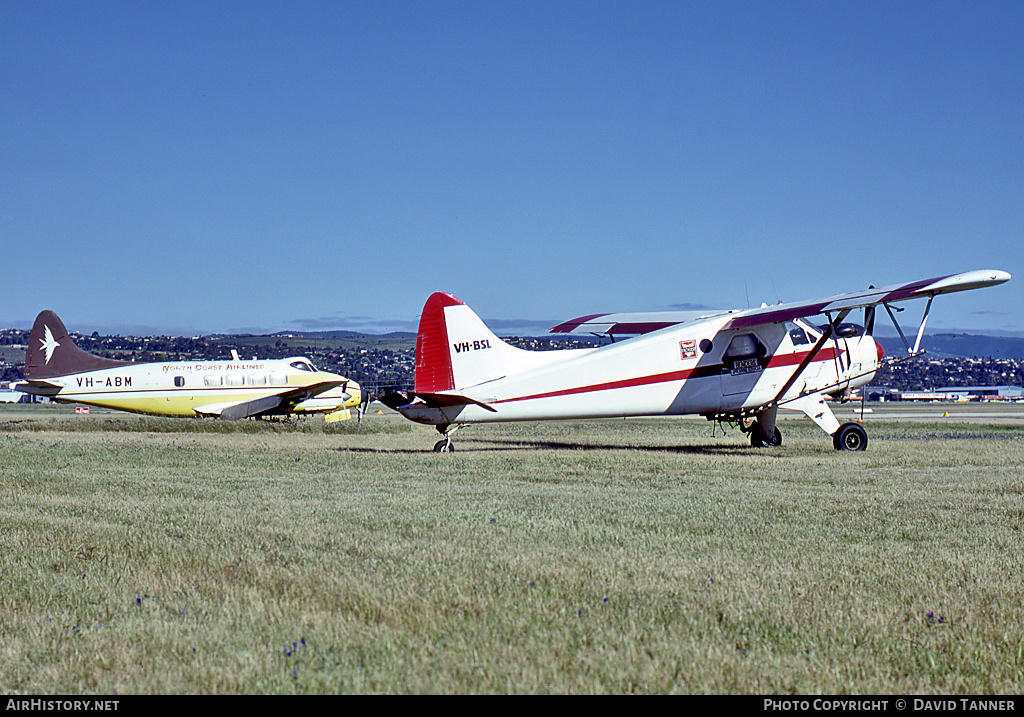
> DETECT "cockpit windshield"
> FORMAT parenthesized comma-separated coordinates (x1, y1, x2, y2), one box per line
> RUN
(289, 359, 317, 372)
(786, 321, 811, 346)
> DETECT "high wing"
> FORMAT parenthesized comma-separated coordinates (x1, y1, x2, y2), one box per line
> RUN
(722, 269, 1011, 330)
(551, 270, 1011, 338)
(193, 379, 344, 420)
(550, 310, 730, 337)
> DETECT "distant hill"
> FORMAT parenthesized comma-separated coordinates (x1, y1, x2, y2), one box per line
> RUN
(877, 333, 1024, 359)
(268, 329, 416, 339)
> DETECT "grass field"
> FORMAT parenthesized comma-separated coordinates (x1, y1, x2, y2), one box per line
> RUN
(2, 403, 1023, 694)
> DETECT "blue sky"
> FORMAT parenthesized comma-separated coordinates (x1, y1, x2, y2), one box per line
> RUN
(2, 1, 1021, 337)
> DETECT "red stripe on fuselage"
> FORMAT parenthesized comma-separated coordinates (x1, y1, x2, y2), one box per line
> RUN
(490, 346, 843, 405)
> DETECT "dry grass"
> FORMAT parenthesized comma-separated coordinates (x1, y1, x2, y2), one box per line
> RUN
(2, 405, 1023, 694)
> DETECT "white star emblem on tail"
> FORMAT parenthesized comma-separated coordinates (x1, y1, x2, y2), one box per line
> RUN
(41, 325, 59, 364)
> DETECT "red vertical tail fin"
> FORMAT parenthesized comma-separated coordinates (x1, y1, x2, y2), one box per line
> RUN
(412, 292, 590, 395)
(414, 292, 519, 392)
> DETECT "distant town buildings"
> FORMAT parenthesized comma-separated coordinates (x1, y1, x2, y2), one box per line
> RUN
(2, 326, 1022, 403)
(867, 386, 1023, 402)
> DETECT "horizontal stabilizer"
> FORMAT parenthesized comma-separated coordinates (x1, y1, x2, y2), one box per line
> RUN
(378, 390, 497, 413)
(378, 391, 415, 410)
(416, 392, 498, 412)
(14, 378, 65, 396)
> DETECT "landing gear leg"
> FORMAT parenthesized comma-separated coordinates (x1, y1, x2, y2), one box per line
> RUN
(748, 407, 782, 447)
(749, 420, 783, 447)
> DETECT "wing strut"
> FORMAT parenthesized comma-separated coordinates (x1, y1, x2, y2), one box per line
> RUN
(825, 310, 849, 376)
(884, 304, 912, 353)
(769, 311, 846, 407)
(912, 296, 933, 355)
(884, 295, 934, 357)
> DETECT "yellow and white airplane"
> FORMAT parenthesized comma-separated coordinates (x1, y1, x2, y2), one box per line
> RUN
(17, 310, 363, 420)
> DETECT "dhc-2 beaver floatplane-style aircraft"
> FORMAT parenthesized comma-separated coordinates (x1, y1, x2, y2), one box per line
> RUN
(381, 270, 1010, 452)
(17, 310, 364, 421)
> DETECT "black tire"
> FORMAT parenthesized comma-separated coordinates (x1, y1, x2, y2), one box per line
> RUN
(433, 439, 454, 453)
(749, 421, 782, 447)
(833, 422, 868, 451)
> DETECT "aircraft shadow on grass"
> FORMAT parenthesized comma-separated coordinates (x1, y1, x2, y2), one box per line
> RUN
(341, 437, 787, 456)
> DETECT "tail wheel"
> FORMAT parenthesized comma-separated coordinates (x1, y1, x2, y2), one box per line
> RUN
(749, 421, 782, 447)
(833, 422, 868, 451)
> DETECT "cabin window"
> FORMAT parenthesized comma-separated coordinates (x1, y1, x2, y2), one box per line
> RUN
(722, 333, 766, 373)
(204, 375, 223, 387)
(723, 333, 765, 362)
(174, 376, 185, 388)
(247, 374, 267, 386)
(226, 374, 245, 387)
(269, 372, 288, 386)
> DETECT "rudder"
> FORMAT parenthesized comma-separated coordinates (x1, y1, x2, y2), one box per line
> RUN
(414, 293, 518, 392)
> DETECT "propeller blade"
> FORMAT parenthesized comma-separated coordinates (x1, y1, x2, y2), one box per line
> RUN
(357, 388, 374, 423)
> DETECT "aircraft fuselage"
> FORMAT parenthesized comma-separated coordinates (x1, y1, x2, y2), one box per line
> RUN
(23, 357, 355, 418)
(398, 314, 881, 426)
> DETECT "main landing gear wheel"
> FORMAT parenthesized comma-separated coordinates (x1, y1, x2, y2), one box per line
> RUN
(433, 439, 455, 453)
(749, 421, 782, 448)
(433, 423, 459, 452)
(833, 422, 868, 451)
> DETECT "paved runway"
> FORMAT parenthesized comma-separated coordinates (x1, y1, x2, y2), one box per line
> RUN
(830, 402, 1024, 424)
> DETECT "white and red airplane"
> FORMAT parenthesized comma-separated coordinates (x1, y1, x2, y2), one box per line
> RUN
(381, 270, 1010, 452)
